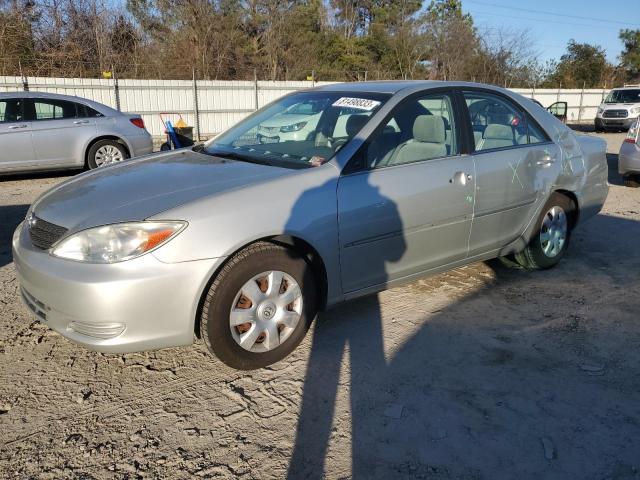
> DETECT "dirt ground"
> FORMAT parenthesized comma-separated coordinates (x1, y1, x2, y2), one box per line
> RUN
(1, 132, 639, 480)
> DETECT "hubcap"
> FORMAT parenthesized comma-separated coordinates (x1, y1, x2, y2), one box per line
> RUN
(540, 205, 567, 258)
(229, 271, 303, 353)
(94, 145, 124, 166)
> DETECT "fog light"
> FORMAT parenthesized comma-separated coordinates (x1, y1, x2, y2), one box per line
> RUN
(68, 321, 125, 339)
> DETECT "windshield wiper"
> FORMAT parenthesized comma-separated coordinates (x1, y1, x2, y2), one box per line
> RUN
(200, 148, 270, 166)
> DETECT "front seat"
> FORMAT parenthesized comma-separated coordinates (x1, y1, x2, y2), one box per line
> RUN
(387, 115, 447, 166)
(477, 124, 515, 150)
(332, 114, 369, 151)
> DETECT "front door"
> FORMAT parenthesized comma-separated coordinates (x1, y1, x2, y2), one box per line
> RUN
(547, 101, 568, 123)
(0, 97, 35, 170)
(337, 91, 475, 293)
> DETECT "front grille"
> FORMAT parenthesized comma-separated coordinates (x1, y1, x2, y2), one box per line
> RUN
(29, 215, 68, 249)
(603, 109, 628, 118)
(258, 125, 280, 134)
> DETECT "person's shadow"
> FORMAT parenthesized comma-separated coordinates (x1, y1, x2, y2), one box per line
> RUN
(286, 171, 406, 478)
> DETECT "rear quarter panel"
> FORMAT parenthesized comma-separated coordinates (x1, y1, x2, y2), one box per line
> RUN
(572, 134, 609, 221)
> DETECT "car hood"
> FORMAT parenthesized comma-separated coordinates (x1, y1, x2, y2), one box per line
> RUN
(32, 149, 293, 233)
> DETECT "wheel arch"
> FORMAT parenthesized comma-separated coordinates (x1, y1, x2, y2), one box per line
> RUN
(554, 188, 580, 228)
(193, 234, 329, 339)
(84, 136, 131, 167)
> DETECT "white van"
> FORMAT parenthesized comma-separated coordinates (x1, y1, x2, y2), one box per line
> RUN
(595, 86, 640, 132)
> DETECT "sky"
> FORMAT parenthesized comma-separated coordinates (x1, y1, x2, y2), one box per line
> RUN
(460, 0, 640, 63)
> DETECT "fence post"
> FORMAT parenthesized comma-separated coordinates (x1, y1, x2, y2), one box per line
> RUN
(112, 65, 121, 111)
(254, 68, 259, 111)
(192, 68, 201, 141)
(312, 69, 316, 87)
(577, 81, 585, 124)
(18, 60, 28, 91)
(557, 82, 561, 103)
(364, 70, 368, 82)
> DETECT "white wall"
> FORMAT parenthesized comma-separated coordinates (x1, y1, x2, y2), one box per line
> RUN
(0, 76, 609, 138)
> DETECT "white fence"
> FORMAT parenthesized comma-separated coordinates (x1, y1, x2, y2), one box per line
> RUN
(0, 76, 609, 139)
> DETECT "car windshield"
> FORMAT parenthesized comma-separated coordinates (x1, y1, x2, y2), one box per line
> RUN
(204, 91, 389, 168)
(604, 89, 640, 104)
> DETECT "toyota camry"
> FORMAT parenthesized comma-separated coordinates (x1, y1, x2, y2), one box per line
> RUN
(13, 81, 609, 369)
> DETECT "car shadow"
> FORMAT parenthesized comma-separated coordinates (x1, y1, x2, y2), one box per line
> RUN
(606, 152, 625, 186)
(286, 211, 640, 478)
(0, 170, 77, 183)
(0, 204, 29, 268)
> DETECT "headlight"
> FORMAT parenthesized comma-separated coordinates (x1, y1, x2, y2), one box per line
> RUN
(50, 221, 186, 263)
(280, 121, 307, 133)
(630, 107, 640, 115)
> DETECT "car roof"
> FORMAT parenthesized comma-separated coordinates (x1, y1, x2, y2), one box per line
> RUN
(0, 91, 119, 114)
(312, 80, 509, 95)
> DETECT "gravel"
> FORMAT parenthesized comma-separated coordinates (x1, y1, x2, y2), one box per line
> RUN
(1, 133, 639, 479)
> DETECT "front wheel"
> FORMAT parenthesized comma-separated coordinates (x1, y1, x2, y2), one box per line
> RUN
(515, 193, 575, 270)
(200, 242, 317, 370)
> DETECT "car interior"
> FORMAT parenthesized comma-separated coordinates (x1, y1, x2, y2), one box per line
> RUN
(228, 92, 548, 168)
(0, 99, 24, 123)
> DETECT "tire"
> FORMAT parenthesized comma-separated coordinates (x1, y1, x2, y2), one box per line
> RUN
(200, 242, 317, 370)
(87, 139, 128, 169)
(623, 175, 640, 188)
(515, 193, 575, 270)
(160, 142, 172, 151)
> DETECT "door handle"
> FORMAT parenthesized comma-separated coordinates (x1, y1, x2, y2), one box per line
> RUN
(73, 120, 90, 125)
(536, 154, 555, 167)
(449, 171, 472, 186)
(8, 124, 27, 129)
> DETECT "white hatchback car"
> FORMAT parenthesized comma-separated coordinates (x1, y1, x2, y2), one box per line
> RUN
(0, 92, 153, 174)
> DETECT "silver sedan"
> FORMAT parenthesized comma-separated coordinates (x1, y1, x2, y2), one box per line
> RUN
(13, 81, 609, 369)
(619, 117, 640, 187)
(0, 92, 153, 174)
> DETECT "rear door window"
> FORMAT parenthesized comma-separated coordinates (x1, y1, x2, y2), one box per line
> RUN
(30, 99, 78, 121)
(463, 91, 530, 151)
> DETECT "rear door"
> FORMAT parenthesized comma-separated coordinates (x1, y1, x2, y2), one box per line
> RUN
(462, 90, 561, 256)
(27, 98, 96, 167)
(337, 90, 475, 293)
(0, 97, 35, 170)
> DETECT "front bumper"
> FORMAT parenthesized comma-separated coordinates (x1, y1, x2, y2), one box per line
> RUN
(595, 117, 636, 130)
(619, 142, 640, 176)
(12, 222, 223, 353)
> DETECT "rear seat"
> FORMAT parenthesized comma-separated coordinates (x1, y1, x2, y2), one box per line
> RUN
(477, 124, 516, 150)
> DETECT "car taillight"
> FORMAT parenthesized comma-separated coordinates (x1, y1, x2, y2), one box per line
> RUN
(130, 117, 145, 129)
(625, 119, 639, 144)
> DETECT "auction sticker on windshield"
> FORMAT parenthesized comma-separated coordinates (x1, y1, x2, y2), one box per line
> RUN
(332, 97, 381, 111)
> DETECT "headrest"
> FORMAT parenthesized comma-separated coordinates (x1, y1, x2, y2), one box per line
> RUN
(346, 114, 369, 137)
(413, 115, 445, 143)
(483, 124, 514, 140)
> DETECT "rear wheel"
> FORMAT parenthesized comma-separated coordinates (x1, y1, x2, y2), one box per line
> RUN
(200, 242, 317, 370)
(623, 175, 640, 188)
(87, 140, 128, 169)
(515, 193, 574, 270)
